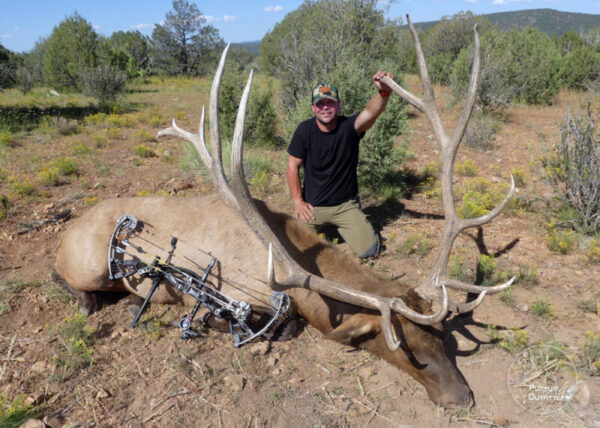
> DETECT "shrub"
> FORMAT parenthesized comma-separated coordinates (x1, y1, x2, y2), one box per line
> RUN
(54, 313, 95, 371)
(53, 157, 77, 176)
(586, 241, 600, 264)
(476, 254, 497, 286)
(510, 168, 526, 187)
(70, 141, 91, 155)
(458, 177, 514, 218)
(448, 253, 471, 283)
(452, 27, 561, 110)
(0, 394, 36, 428)
(455, 159, 478, 177)
(52, 117, 79, 135)
(558, 46, 600, 90)
(546, 226, 577, 254)
(397, 232, 432, 257)
(0, 129, 15, 147)
(106, 127, 121, 139)
(516, 265, 538, 288)
(531, 298, 556, 318)
(580, 331, 600, 375)
(133, 144, 156, 158)
(136, 129, 154, 142)
(541, 109, 600, 234)
(15, 67, 33, 95)
(80, 64, 127, 105)
(37, 167, 60, 187)
(8, 176, 35, 197)
(463, 111, 499, 150)
(487, 326, 529, 354)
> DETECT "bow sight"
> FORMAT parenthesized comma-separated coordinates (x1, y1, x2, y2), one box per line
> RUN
(108, 214, 290, 347)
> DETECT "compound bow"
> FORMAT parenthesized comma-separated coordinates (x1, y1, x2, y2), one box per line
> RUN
(108, 214, 290, 346)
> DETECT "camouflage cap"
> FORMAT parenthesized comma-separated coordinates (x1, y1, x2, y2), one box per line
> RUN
(312, 83, 339, 104)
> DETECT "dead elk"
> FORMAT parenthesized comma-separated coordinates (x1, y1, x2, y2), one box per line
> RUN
(55, 16, 514, 408)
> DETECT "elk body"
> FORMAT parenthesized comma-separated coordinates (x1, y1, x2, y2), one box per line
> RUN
(55, 17, 514, 408)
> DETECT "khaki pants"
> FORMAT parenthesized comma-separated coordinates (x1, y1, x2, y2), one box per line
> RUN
(310, 199, 379, 258)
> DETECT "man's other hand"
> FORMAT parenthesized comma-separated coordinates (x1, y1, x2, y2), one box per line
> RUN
(294, 199, 315, 223)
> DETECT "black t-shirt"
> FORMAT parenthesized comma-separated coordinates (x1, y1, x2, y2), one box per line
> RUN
(288, 114, 364, 207)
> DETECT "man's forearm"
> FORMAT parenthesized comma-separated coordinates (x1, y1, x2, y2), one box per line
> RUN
(286, 162, 304, 202)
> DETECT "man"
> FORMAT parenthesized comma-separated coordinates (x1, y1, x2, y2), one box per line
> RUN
(286, 72, 393, 258)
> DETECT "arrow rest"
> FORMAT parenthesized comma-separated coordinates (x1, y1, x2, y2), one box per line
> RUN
(107, 214, 290, 347)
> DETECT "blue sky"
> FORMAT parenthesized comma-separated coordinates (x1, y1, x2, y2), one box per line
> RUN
(1, 0, 600, 53)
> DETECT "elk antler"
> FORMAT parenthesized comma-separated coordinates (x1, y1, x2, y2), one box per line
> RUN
(157, 44, 450, 351)
(380, 16, 515, 312)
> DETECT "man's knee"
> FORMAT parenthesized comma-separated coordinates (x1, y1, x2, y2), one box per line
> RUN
(357, 234, 380, 258)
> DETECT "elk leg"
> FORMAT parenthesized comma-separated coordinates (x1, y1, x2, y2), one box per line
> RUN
(51, 271, 99, 315)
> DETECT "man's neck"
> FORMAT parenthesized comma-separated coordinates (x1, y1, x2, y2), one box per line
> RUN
(315, 116, 338, 133)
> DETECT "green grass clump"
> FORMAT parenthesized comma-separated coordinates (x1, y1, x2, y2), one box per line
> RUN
(53, 157, 78, 176)
(516, 265, 538, 288)
(106, 127, 122, 139)
(455, 159, 478, 177)
(448, 253, 471, 283)
(54, 313, 95, 371)
(0, 394, 36, 428)
(37, 167, 60, 187)
(580, 331, 600, 375)
(8, 176, 35, 197)
(70, 140, 92, 155)
(0, 129, 15, 147)
(136, 129, 155, 142)
(133, 144, 156, 158)
(397, 232, 433, 257)
(92, 133, 109, 148)
(531, 298, 556, 318)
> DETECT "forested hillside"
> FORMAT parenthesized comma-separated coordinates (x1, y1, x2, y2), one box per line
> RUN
(411, 8, 600, 35)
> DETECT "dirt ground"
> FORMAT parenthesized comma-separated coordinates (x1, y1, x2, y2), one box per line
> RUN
(1, 80, 599, 427)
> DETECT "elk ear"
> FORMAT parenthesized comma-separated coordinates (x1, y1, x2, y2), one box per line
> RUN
(325, 315, 380, 345)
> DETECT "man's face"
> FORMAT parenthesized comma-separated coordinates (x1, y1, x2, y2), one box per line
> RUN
(311, 98, 340, 125)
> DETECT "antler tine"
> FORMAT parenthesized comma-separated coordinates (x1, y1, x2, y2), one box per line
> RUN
(206, 43, 239, 211)
(407, 14, 448, 148)
(450, 23, 481, 153)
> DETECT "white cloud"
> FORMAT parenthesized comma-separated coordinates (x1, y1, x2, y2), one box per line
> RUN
(493, 0, 531, 4)
(466, 0, 477, 3)
(223, 15, 237, 23)
(0, 34, 13, 39)
(130, 23, 153, 30)
(202, 14, 216, 23)
(92, 24, 101, 30)
(13, 27, 19, 32)
(264, 5, 284, 12)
